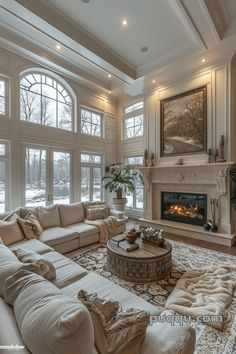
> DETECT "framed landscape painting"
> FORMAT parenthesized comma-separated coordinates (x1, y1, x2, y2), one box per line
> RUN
(160, 86, 207, 157)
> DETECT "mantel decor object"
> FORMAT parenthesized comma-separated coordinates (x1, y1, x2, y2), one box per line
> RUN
(143, 150, 155, 167)
(218, 135, 226, 162)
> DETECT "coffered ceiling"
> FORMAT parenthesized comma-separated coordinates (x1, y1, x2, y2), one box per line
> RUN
(0, 0, 236, 98)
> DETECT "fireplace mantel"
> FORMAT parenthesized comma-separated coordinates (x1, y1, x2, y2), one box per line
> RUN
(139, 162, 236, 246)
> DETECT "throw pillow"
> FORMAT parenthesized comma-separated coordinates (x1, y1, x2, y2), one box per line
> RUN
(86, 206, 109, 221)
(38, 204, 60, 229)
(4, 270, 94, 354)
(13, 248, 56, 280)
(18, 213, 43, 239)
(0, 213, 25, 246)
(78, 289, 150, 354)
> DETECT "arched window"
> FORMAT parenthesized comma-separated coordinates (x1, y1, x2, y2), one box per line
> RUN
(20, 71, 74, 131)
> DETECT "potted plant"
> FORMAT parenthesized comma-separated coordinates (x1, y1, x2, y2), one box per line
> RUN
(102, 163, 140, 211)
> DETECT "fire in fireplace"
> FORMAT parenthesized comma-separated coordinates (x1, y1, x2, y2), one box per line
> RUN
(161, 192, 207, 226)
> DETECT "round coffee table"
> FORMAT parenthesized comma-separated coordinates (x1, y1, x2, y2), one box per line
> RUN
(107, 237, 172, 282)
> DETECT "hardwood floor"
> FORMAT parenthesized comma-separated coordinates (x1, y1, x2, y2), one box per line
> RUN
(128, 219, 236, 256)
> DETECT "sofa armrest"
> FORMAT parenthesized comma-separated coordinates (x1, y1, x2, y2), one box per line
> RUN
(109, 209, 125, 219)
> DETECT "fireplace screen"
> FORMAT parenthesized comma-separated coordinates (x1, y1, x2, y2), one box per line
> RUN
(161, 192, 207, 226)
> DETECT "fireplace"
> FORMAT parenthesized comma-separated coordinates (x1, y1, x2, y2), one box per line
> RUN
(161, 192, 207, 226)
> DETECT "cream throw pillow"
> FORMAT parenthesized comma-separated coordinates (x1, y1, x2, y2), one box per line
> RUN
(18, 213, 43, 239)
(4, 270, 94, 354)
(0, 213, 25, 246)
(86, 206, 109, 221)
(13, 248, 56, 280)
(38, 205, 60, 229)
(78, 290, 150, 354)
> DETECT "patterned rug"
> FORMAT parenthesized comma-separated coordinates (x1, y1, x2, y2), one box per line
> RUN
(71, 241, 236, 354)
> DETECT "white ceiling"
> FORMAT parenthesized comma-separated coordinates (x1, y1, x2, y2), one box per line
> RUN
(0, 0, 236, 98)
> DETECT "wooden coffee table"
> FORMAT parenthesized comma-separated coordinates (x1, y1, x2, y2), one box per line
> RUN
(107, 237, 172, 282)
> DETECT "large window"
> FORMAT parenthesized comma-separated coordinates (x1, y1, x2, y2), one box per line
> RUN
(123, 101, 144, 139)
(0, 140, 10, 212)
(123, 155, 143, 209)
(0, 79, 6, 115)
(20, 72, 73, 131)
(81, 152, 102, 202)
(24, 146, 72, 207)
(81, 108, 102, 137)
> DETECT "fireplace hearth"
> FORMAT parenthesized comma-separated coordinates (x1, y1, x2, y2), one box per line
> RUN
(161, 191, 207, 226)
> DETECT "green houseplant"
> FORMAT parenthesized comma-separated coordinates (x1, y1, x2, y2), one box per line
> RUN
(102, 163, 140, 211)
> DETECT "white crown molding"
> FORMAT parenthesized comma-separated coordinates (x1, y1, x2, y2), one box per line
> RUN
(12, 0, 136, 80)
(203, 0, 230, 40)
(170, 0, 208, 49)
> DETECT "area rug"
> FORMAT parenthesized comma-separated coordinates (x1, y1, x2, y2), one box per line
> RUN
(71, 241, 236, 354)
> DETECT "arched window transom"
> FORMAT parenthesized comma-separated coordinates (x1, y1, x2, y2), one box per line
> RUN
(20, 72, 73, 131)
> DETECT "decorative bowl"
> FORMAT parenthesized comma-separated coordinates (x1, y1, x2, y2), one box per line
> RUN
(125, 229, 140, 243)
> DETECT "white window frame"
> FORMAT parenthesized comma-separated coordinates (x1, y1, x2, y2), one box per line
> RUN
(80, 151, 103, 201)
(123, 155, 143, 210)
(80, 106, 103, 138)
(122, 100, 144, 140)
(22, 144, 74, 207)
(0, 77, 8, 117)
(0, 140, 10, 211)
(20, 70, 75, 131)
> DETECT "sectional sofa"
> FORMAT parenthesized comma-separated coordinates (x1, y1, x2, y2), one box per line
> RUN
(0, 202, 196, 354)
(0, 202, 126, 254)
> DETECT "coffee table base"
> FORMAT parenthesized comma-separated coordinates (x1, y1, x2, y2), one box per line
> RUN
(107, 247, 172, 282)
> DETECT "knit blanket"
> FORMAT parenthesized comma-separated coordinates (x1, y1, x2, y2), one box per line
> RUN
(165, 266, 236, 330)
(85, 216, 117, 244)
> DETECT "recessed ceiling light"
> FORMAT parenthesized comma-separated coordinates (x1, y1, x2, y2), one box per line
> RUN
(108, 91, 111, 94)
(152, 80, 156, 83)
(56, 44, 62, 50)
(108, 74, 112, 78)
(81, 0, 90, 3)
(121, 18, 128, 27)
(201, 58, 206, 63)
(140, 46, 148, 53)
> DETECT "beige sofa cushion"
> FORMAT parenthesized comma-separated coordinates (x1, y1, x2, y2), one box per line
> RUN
(38, 205, 60, 229)
(0, 241, 40, 298)
(42, 251, 89, 288)
(61, 273, 161, 316)
(0, 213, 24, 246)
(59, 202, 85, 227)
(9, 238, 53, 255)
(78, 289, 150, 354)
(39, 227, 78, 246)
(0, 298, 30, 354)
(66, 223, 98, 239)
(4, 270, 94, 354)
(13, 248, 56, 280)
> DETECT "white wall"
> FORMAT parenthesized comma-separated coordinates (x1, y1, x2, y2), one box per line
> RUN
(0, 47, 118, 210)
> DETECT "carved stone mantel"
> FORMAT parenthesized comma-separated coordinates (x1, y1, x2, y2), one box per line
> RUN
(139, 162, 236, 245)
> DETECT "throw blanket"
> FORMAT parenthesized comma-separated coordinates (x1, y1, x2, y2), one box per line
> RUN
(85, 216, 118, 243)
(165, 266, 236, 330)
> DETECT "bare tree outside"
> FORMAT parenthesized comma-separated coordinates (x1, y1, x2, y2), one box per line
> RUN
(81, 109, 101, 137)
(124, 115, 143, 139)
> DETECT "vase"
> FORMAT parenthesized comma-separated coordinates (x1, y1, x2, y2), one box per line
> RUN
(112, 198, 127, 211)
